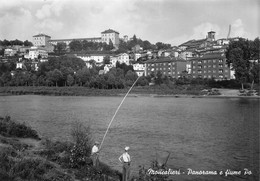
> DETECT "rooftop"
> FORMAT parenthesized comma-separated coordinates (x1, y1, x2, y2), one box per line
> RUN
(33, 34, 51, 38)
(101, 29, 119, 34)
(190, 53, 225, 60)
(145, 56, 186, 63)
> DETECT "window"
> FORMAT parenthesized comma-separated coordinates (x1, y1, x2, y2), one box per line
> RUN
(219, 69, 223, 73)
(213, 70, 216, 73)
(219, 59, 223, 63)
(204, 60, 207, 63)
(204, 65, 207, 68)
(213, 65, 216, 68)
(213, 60, 216, 63)
(219, 64, 223, 68)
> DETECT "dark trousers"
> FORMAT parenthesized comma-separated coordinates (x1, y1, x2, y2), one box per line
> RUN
(92, 153, 99, 167)
(122, 162, 130, 181)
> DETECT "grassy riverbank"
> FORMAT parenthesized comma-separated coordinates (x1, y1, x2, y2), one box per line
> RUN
(0, 116, 121, 181)
(0, 85, 206, 96)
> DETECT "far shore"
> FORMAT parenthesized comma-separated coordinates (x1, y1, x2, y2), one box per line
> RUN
(0, 86, 259, 99)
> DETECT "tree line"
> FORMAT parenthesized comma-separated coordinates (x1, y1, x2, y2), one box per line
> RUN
(0, 39, 33, 47)
(0, 55, 149, 88)
(54, 40, 114, 54)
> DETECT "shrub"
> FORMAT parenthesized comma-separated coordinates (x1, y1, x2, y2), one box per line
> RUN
(0, 116, 39, 139)
(69, 121, 93, 168)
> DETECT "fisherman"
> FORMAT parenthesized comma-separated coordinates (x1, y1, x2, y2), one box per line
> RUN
(91, 141, 99, 167)
(119, 146, 131, 181)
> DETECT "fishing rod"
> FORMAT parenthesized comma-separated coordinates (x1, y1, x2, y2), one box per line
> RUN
(99, 75, 141, 150)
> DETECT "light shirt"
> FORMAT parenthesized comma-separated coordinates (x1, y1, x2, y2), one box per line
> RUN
(119, 152, 131, 163)
(91, 145, 99, 155)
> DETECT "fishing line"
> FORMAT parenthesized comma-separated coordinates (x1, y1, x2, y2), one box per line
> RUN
(99, 75, 141, 150)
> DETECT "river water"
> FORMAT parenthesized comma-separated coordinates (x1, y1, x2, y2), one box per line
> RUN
(0, 95, 259, 181)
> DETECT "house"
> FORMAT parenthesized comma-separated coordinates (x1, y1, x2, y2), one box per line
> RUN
(145, 57, 187, 78)
(190, 53, 232, 80)
(133, 62, 145, 76)
(28, 47, 48, 59)
(4, 48, 17, 57)
(76, 54, 107, 68)
(110, 53, 130, 66)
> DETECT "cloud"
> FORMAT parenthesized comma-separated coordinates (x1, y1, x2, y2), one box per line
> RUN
(189, 22, 221, 40)
(231, 19, 249, 38)
(0, 7, 34, 40)
(35, 0, 65, 19)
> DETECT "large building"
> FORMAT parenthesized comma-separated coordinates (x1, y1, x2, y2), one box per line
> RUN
(190, 53, 233, 80)
(49, 37, 101, 46)
(145, 57, 187, 78)
(48, 29, 120, 48)
(32, 33, 53, 52)
(101, 29, 120, 48)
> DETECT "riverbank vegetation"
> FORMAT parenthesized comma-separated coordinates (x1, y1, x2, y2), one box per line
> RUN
(0, 116, 175, 181)
(0, 116, 121, 181)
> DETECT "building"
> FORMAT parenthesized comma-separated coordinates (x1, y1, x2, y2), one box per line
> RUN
(28, 47, 48, 59)
(133, 62, 145, 76)
(145, 57, 187, 78)
(33, 33, 51, 47)
(101, 29, 120, 48)
(48, 29, 120, 48)
(49, 37, 102, 46)
(110, 53, 130, 66)
(190, 53, 232, 80)
(76, 54, 107, 68)
(32, 33, 53, 52)
(4, 48, 17, 57)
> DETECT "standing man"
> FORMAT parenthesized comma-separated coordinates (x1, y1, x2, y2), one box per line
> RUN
(91, 141, 99, 167)
(119, 146, 131, 181)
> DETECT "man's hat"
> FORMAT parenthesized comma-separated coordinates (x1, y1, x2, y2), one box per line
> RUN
(125, 146, 130, 151)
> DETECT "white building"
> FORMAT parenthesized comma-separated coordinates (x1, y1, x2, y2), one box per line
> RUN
(133, 62, 145, 76)
(28, 47, 48, 59)
(101, 29, 120, 48)
(4, 48, 17, 57)
(134, 53, 142, 61)
(110, 53, 130, 66)
(77, 54, 106, 68)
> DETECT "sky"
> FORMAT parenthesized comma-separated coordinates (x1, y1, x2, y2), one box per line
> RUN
(0, 0, 259, 46)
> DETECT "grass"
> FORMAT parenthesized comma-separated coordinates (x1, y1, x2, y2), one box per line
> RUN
(0, 84, 206, 96)
(0, 116, 121, 181)
(0, 116, 40, 139)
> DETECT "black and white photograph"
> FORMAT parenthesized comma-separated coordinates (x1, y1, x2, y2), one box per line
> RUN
(0, 0, 259, 180)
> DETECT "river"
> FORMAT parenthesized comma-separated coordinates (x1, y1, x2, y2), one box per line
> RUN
(0, 95, 259, 181)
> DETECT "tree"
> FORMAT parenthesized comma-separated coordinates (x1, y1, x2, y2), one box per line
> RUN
(103, 55, 110, 65)
(69, 40, 82, 52)
(47, 69, 63, 87)
(125, 70, 138, 86)
(55, 42, 67, 54)
(67, 74, 75, 86)
(23, 40, 33, 47)
(226, 38, 259, 89)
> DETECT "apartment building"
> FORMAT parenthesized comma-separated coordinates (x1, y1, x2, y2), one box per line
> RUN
(190, 53, 232, 80)
(145, 57, 187, 78)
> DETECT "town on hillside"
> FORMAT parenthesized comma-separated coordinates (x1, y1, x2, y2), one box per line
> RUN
(0, 28, 259, 89)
